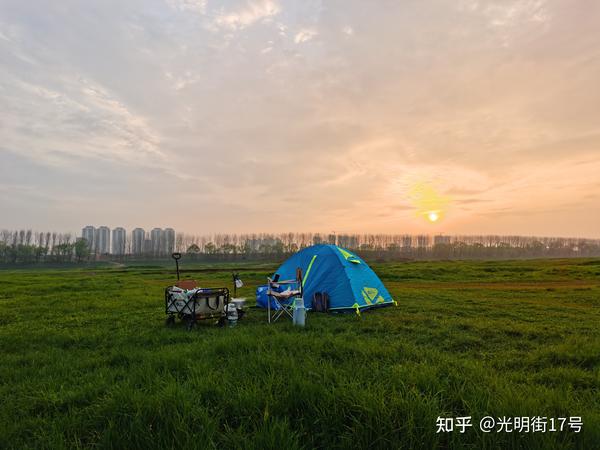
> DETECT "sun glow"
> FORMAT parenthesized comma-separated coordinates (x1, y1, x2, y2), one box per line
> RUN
(408, 182, 449, 224)
(427, 211, 439, 222)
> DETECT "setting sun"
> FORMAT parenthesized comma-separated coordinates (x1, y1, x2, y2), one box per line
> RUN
(408, 182, 448, 225)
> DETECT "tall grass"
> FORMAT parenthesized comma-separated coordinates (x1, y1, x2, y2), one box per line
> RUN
(0, 259, 598, 449)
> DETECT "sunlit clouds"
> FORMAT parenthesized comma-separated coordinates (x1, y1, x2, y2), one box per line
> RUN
(0, 0, 599, 237)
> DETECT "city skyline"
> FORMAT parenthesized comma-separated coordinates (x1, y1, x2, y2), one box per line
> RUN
(1, 1, 599, 237)
(3, 226, 600, 262)
(7, 222, 600, 242)
(79, 225, 175, 255)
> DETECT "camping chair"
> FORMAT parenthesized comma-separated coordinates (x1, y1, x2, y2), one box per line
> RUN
(267, 269, 303, 323)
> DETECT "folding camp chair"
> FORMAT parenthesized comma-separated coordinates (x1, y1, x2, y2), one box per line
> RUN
(267, 269, 303, 323)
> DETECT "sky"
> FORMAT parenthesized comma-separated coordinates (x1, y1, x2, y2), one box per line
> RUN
(1, 0, 599, 238)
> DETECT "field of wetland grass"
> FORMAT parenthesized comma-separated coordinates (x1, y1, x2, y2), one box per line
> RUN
(0, 258, 599, 449)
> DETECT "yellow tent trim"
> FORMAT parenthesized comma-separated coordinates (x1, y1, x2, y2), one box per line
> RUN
(337, 247, 361, 264)
(363, 287, 379, 300)
(302, 255, 317, 287)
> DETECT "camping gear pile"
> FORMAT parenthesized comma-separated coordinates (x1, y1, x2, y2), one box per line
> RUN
(164, 253, 245, 330)
(165, 285, 231, 330)
(164, 244, 396, 330)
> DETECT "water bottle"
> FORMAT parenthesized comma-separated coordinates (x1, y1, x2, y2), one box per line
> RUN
(292, 297, 306, 327)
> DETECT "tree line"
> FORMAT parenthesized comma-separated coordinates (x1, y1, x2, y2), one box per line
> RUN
(2, 230, 600, 265)
(0, 230, 90, 264)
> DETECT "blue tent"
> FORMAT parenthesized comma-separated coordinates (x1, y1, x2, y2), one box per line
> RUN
(256, 244, 395, 313)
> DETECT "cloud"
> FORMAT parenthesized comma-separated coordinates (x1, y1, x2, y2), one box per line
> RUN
(1, 73, 164, 172)
(214, 0, 281, 30)
(483, 0, 550, 28)
(459, 0, 551, 47)
(294, 28, 317, 43)
(0, 0, 599, 237)
(165, 0, 207, 14)
(165, 70, 200, 90)
(342, 26, 354, 36)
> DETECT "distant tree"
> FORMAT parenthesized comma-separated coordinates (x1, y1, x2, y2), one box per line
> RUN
(175, 233, 184, 253)
(272, 240, 284, 254)
(51, 233, 57, 254)
(35, 245, 47, 263)
(187, 244, 201, 253)
(75, 239, 90, 262)
(52, 243, 74, 262)
(220, 243, 237, 254)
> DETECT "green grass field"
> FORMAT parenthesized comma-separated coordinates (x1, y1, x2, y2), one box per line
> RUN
(0, 259, 599, 449)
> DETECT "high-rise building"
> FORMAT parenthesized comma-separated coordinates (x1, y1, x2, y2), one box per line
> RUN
(111, 227, 126, 255)
(416, 235, 430, 248)
(132, 228, 145, 255)
(434, 235, 451, 245)
(82, 226, 175, 256)
(96, 226, 111, 254)
(150, 228, 163, 256)
(164, 228, 175, 255)
(81, 226, 95, 251)
(143, 238, 153, 255)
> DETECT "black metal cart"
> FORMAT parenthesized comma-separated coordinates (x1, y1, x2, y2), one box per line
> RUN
(164, 252, 230, 330)
(165, 286, 230, 330)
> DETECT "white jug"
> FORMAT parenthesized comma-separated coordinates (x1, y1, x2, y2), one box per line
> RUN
(293, 297, 306, 327)
(225, 303, 238, 326)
